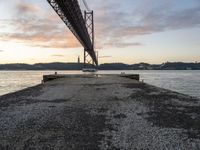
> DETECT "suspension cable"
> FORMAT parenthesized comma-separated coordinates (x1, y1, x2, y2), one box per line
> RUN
(82, 0, 91, 11)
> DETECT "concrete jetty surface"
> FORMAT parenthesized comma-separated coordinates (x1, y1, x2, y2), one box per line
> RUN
(0, 74, 200, 149)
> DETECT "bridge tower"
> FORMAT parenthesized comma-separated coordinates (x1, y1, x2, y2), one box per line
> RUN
(84, 10, 97, 68)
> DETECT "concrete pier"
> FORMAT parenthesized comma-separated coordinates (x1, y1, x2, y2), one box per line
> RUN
(0, 74, 200, 149)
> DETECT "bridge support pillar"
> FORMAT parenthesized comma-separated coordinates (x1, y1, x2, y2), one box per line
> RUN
(84, 49, 94, 68)
(83, 10, 98, 68)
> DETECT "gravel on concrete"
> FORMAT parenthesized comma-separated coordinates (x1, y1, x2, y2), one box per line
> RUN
(0, 74, 200, 150)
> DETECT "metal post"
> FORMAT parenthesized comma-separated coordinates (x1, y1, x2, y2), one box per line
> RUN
(84, 49, 86, 68)
(92, 11, 94, 50)
(84, 11, 87, 68)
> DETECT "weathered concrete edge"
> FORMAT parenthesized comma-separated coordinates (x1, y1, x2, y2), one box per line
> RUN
(43, 74, 140, 83)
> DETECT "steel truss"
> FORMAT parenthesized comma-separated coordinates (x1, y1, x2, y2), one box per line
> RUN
(47, 0, 98, 65)
(84, 11, 96, 67)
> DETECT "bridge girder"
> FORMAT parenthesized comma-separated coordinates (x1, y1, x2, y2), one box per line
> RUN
(47, 0, 98, 65)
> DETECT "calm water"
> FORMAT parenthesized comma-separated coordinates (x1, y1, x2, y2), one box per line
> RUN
(0, 70, 200, 98)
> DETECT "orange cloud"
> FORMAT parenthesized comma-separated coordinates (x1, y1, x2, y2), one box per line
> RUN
(0, 2, 80, 49)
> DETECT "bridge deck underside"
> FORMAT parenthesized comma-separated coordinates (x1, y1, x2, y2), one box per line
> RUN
(47, 0, 97, 65)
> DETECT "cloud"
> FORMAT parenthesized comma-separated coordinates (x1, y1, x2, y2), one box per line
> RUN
(92, 0, 200, 47)
(104, 38, 143, 48)
(0, 1, 81, 49)
(0, 50, 3, 52)
(0, 0, 200, 49)
(16, 2, 39, 14)
(51, 54, 65, 57)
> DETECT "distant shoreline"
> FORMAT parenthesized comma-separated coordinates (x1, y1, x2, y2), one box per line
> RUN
(0, 62, 199, 70)
(0, 69, 200, 71)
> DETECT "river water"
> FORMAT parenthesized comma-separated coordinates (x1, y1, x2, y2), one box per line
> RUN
(0, 70, 199, 98)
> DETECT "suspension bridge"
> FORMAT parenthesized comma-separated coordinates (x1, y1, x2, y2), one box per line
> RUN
(47, 0, 98, 66)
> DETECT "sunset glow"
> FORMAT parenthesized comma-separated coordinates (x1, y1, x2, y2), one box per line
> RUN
(0, 0, 199, 64)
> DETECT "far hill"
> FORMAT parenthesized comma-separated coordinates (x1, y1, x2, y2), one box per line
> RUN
(98, 63, 131, 70)
(0, 62, 199, 70)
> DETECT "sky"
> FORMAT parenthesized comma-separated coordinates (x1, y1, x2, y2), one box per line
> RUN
(0, 0, 199, 64)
